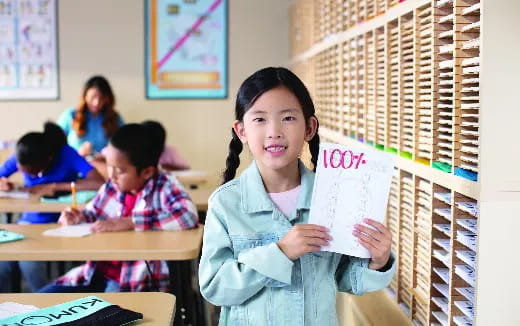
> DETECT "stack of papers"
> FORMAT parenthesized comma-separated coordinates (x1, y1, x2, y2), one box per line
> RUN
(0, 191, 29, 199)
(433, 267, 450, 284)
(456, 230, 477, 251)
(456, 250, 476, 268)
(456, 287, 475, 302)
(455, 201, 478, 216)
(457, 219, 477, 233)
(455, 264, 476, 287)
(453, 315, 473, 326)
(455, 300, 474, 319)
(434, 192, 451, 204)
(433, 283, 449, 298)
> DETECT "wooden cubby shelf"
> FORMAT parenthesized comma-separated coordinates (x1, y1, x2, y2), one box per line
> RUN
(290, 0, 482, 325)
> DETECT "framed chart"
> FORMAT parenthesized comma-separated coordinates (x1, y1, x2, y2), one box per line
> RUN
(0, 0, 59, 100)
(145, 0, 228, 99)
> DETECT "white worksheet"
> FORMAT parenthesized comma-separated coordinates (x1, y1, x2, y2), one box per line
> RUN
(308, 142, 395, 258)
(42, 223, 93, 237)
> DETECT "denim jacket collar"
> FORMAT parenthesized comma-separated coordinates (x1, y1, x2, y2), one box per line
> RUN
(240, 160, 315, 216)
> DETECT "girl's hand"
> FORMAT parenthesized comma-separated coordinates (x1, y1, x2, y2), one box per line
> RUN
(277, 224, 332, 260)
(353, 218, 392, 270)
(90, 219, 134, 233)
(58, 208, 85, 225)
(0, 177, 14, 191)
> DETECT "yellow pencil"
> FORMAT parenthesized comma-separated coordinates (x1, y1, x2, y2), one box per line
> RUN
(71, 181, 77, 209)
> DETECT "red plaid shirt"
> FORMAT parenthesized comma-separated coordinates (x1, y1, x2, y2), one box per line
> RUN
(54, 171, 199, 292)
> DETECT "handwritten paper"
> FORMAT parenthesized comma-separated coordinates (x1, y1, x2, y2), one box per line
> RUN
(43, 224, 93, 237)
(0, 191, 29, 199)
(308, 142, 395, 258)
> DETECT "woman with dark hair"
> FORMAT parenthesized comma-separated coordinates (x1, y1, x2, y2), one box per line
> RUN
(57, 75, 124, 156)
(0, 122, 104, 292)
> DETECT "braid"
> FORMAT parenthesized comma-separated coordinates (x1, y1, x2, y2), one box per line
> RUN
(222, 128, 243, 184)
(308, 127, 321, 172)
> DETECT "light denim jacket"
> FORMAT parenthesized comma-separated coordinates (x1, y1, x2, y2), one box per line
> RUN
(199, 161, 396, 325)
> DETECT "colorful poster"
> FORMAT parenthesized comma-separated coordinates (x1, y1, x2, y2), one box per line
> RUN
(0, 0, 58, 100)
(145, 0, 228, 99)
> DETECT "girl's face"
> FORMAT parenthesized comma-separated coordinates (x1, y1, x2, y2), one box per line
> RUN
(105, 144, 154, 193)
(85, 87, 105, 115)
(234, 86, 317, 174)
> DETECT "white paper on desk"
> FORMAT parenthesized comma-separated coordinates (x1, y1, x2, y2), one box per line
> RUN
(42, 223, 93, 237)
(0, 302, 39, 318)
(308, 142, 395, 258)
(0, 191, 29, 199)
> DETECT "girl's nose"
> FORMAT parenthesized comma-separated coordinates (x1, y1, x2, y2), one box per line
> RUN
(267, 122, 283, 139)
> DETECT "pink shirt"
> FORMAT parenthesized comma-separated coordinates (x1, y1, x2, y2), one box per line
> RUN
(268, 185, 301, 218)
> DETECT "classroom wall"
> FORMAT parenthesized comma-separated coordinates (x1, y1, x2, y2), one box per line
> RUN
(0, 0, 291, 189)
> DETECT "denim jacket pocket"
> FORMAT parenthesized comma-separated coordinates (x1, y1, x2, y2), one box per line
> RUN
(231, 232, 287, 288)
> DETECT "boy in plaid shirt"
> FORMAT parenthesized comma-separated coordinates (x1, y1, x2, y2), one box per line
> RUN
(39, 121, 198, 292)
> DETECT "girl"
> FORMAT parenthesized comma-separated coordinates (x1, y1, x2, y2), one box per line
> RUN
(57, 75, 124, 156)
(199, 67, 395, 325)
(0, 121, 103, 292)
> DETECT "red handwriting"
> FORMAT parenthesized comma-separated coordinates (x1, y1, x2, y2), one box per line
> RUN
(323, 149, 367, 169)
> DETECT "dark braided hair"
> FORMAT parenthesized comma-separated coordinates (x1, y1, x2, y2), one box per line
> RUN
(222, 67, 320, 184)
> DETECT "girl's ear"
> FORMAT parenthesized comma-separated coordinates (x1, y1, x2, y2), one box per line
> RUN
(304, 116, 318, 142)
(232, 120, 247, 144)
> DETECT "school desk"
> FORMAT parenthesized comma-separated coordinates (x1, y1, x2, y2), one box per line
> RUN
(0, 292, 176, 326)
(170, 170, 209, 189)
(0, 223, 204, 326)
(0, 223, 202, 261)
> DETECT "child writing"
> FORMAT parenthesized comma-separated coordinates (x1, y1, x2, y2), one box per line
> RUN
(199, 67, 395, 325)
(0, 121, 103, 292)
(39, 121, 198, 293)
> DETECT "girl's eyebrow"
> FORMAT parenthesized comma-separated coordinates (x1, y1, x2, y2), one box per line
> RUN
(249, 108, 300, 115)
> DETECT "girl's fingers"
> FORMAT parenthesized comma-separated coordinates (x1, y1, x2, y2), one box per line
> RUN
(301, 229, 333, 240)
(364, 219, 392, 238)
(306, 237, 330, 247)
(354, 224, 382, 242)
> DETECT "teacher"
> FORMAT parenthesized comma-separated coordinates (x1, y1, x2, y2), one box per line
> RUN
(57, 75, 124, 157)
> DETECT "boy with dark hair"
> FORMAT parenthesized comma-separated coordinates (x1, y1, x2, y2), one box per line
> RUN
(39, 121, 198, 292)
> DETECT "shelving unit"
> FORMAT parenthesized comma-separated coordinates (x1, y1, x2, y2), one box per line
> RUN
(287, 0, 503, 325)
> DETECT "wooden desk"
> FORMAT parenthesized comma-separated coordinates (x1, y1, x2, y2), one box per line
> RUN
(170, 170, 209, 189)
(0, 224, 203, 261)
(0, 188, 210, 213)
(0, 292, 176, 326)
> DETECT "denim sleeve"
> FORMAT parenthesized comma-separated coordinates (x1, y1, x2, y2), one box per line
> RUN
(336, 253, 396, 295)
(0, 153, 18, 178)
(199, 205, 293, 307)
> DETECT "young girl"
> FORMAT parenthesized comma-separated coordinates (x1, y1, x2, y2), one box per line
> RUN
(57, 75, 124, 157)
(39, 121, 198, 293)
(0, 122, 103, 292)
(199, 67, 395, 325)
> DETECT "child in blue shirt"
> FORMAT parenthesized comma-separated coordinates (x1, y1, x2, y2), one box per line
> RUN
(0, 122, 103, 292)
(199, 67, 395, 325)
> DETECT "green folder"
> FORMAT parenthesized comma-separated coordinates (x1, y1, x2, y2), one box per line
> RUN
(0, 229, 24, 244)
